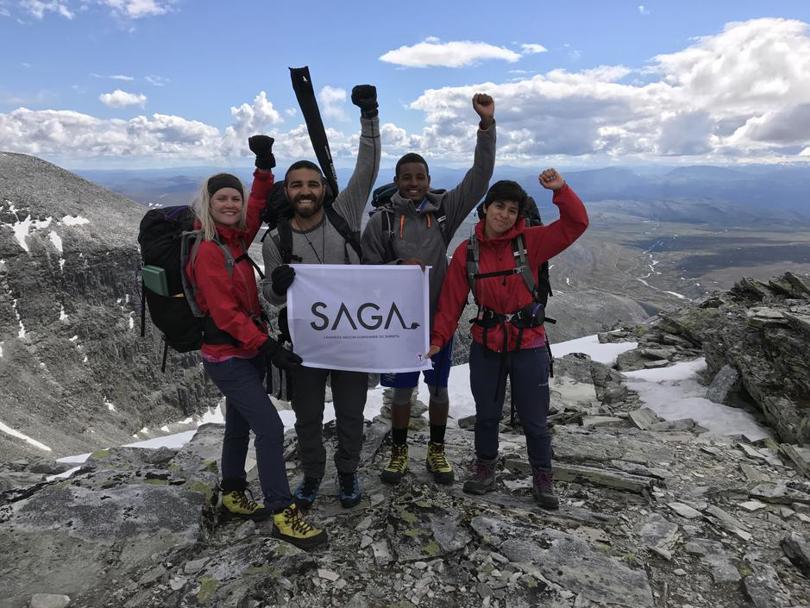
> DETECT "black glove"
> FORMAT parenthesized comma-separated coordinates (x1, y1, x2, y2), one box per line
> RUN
(351, 84, 378, 118)
(271, 264, 295, 295)
(248, 135, 276, 170)
(260, 337, 303, 371)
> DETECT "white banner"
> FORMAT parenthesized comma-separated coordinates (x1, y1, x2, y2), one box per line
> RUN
(287, 264, 433, 373)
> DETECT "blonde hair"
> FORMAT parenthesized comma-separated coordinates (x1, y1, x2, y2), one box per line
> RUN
(193, 173, 248, 240)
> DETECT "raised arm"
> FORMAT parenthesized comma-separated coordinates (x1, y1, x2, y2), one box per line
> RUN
(523, 169, 589, 265)
(440, 94, 497, 235)
(245, 135, 276, 240)
(332, 85, 381, 229)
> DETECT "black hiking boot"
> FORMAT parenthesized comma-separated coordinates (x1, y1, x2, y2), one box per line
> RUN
(338, 471, 362, 508)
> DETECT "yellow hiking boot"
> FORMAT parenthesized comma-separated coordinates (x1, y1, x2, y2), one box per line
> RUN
(220, 489, 271, 521)
(380, 443, 409, 485)
(425, 441, 454, 485)
(272, 503, 327, 550)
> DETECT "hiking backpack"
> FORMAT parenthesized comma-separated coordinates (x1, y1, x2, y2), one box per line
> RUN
(369, 182, 450, 262)
(138, 205, 263, 371)
(261, 181, 362, 265)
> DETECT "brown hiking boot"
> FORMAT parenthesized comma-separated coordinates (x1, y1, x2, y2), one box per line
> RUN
(532, 467, 559, 510)
(462, 457, 497, 495)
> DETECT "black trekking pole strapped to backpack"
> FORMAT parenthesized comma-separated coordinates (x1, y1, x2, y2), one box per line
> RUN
(290, 66, 340, 198)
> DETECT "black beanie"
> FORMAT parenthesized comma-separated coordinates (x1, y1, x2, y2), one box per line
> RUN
(207, 173, 244, 199)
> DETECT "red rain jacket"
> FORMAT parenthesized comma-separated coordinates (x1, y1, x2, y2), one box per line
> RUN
(430, 183, 589, 353)
(187, 169, 273, 360)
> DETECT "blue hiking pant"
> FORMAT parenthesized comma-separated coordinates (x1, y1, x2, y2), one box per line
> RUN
(469, 341, 552, 469)
(203, 355, 292, 512)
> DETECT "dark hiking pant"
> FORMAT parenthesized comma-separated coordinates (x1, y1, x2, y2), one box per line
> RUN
(469, 342, 552, 469)
(291, 365, 368, 478)
(203, 355, 292, 512)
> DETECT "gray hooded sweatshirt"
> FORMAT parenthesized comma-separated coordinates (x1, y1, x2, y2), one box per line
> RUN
(361, 124, 496, 318)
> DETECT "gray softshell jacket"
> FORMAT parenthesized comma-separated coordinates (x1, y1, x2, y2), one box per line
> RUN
(361, 123, 496, 318)
(262, 115, 381, 305)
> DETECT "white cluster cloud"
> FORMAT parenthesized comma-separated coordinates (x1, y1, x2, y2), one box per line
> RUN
(99, 89, 147, 108)
(521, 43, 548, 55)
(98, 0, 171, 19)
(16, 0, 172, 20)
(20, 0, 73, 19)
(380, 38, 522, 68)
(400, 18, 810, 163)
(319, 86, 348, 121)
(2, 18, 810, 166)
(638, 5, 650, 16)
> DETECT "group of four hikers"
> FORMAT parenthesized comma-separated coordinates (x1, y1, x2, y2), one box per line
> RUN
(186, 85, 589, 549)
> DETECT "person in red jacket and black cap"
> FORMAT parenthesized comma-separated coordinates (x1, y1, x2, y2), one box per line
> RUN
(186, 136, 326, 550)
(427, 170, 588, 509)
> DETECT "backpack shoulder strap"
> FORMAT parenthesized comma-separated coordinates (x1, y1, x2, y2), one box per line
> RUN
(433, 201, 450, 246)
(272, 218, 299, 264)
(512, 234, 540, 301)
(466, 234, 480, 305)
(324, 204, 363, 262)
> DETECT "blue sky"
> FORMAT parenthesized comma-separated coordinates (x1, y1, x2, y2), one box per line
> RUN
(2, 0, 810, 169)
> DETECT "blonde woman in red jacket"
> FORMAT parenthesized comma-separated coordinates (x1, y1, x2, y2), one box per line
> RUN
(428, 170, 588, 509)
(186, 135, 325, 549)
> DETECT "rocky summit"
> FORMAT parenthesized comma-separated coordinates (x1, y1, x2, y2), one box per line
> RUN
(1, 153, 810, 607)
(2, 335, 810, 607)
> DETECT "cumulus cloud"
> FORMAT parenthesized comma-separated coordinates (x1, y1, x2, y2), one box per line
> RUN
(638, 5, 650, 15)
(319, 86, 348, 121)
(397, 18, 810, 164)
(380, 38, 522, 68)
(99, 89, 147, 108)
(4, 18, 810, 166)
(97, 0, 172, 19)
(21, 0, 73, 19)
(16, 0, 172, 20)
(521, 43, 548, 55)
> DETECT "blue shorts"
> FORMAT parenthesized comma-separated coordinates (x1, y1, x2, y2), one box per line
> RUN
(381, 337, 453, 389)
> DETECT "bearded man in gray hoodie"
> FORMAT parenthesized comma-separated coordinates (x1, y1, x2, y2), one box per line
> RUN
(361, 93, 495, 486)
(263, 85, 381, 510)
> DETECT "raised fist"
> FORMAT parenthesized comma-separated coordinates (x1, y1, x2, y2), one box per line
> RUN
(539, 168, 565, 191)
(472, 93, 495, 129)
(248, 135, 276, 170)
(351, 85, 378, 118)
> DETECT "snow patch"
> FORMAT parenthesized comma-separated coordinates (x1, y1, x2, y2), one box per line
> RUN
(49, 231, 63, 254)
(105, 400, 116, 412)
(624, 358, 770, 441)
(128, 312, 134, 330)
(70, 335, 79, 342)
(0, 420, 52, 451)
(62, 215, 90, 226)
(46, 466, 81, 481)
(0, 341, 3, 358)
(664, 291, 688, 300)
(59, 305, 68, 322)
(12, 298, 25, 339)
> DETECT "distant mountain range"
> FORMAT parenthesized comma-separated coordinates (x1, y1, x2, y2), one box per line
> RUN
(77, 163, 810, 223)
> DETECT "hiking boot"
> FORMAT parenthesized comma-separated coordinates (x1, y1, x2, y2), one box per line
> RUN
(272, 503, 327, 550)
(338, 471, 362, 508)
(293, 476, 322, 510)
(220, 489, 271, 521)
(380, 443, 408, 485)
(532, 467, 560, 510)
(462, 457, 497, 495)
(425, 441, 454, 485)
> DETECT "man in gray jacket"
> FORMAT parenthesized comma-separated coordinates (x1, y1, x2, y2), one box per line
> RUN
(262, 85, 381, 509)
(362, 93, 495, 486)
